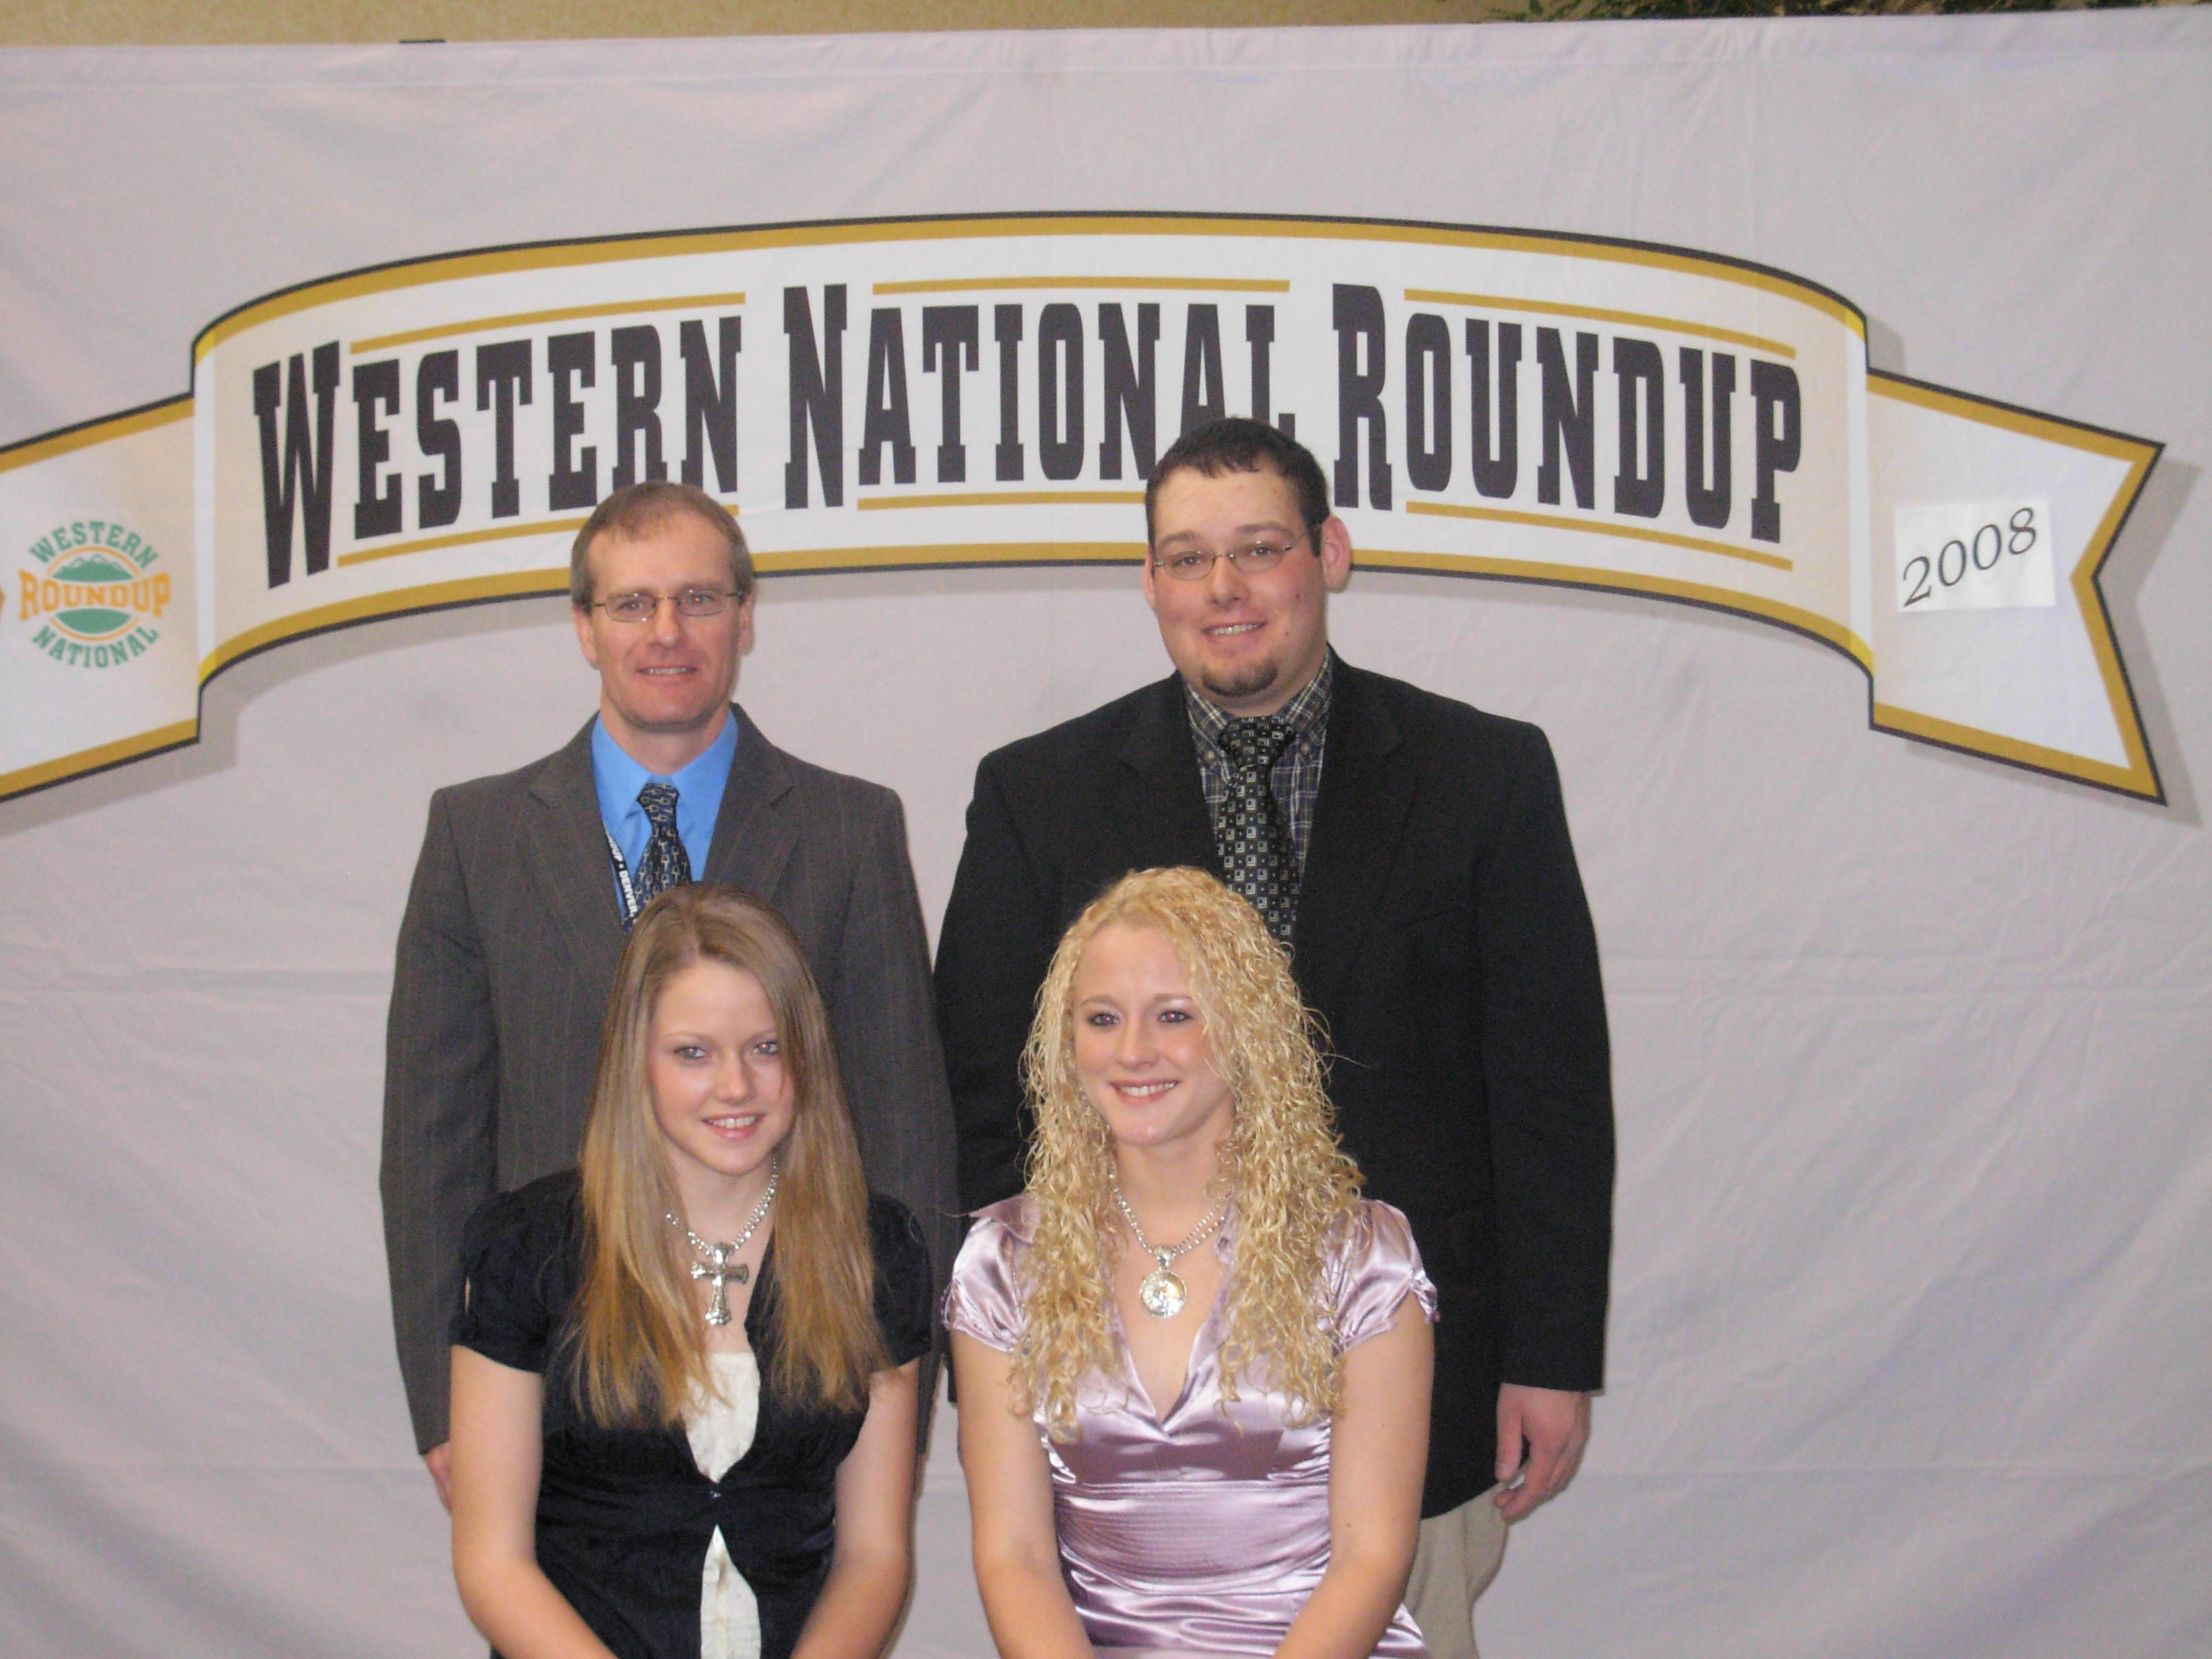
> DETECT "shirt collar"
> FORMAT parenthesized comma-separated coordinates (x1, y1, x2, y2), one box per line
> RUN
(1183, 653, 1334, 754)
(590, 710, 740, 865)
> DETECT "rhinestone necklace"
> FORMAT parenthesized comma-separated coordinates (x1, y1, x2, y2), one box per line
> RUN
(667, 1156, 778, 1328)
(1112, 1185, 1228, 1318)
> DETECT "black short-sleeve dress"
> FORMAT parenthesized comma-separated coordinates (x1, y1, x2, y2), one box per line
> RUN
(451, 1170, 933, 1659)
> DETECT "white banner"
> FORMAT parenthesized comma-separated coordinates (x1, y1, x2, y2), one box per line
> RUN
(1, 212, 2160, 801)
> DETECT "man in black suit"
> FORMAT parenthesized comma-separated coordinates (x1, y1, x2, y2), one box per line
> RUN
(382, 482, 956, 1507)
(935, 420, 1612, 1658)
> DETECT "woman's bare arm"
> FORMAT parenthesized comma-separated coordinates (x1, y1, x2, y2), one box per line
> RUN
(449, 1346, 620, 1659)
(790, 1359, 922, 1659)
(1274, 1303, 1434, 1659)
(951, 1332, 1096, 1659)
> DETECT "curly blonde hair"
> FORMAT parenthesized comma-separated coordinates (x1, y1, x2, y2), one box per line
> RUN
(1012, 867, 1363, 1439)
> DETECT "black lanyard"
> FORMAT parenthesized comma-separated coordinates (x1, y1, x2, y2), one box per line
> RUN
(604, 827, 646, 929)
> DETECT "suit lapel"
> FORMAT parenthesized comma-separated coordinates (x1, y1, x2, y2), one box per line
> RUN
(1110, 676, 1220, 878)
(1293, 662, 1413, 1016)
(523, 719, 631, 981)
(703, 703, 799, 897)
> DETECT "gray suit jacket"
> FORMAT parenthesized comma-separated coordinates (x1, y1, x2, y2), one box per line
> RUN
(381, 708, 958, 1452)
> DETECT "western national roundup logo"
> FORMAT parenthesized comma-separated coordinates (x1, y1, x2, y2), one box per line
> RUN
(14, 519, 171, 669)
(0, 212, 2167, 804)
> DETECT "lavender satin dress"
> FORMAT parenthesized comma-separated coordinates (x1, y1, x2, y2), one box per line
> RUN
(945, 1197, 1438, 1659)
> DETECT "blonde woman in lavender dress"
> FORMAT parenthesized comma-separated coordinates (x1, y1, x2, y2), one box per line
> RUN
(948, 867, 1437, 1659)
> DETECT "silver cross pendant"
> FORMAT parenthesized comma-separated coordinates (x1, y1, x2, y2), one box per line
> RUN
(691, 1248, 750, 1327)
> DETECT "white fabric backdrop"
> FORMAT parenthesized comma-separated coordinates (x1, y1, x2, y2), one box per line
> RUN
(2, 14, 2207, 1658)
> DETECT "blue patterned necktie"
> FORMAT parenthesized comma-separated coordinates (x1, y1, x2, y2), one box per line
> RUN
(1215, 716, 1299, 943)
(634, 781, 693, 907)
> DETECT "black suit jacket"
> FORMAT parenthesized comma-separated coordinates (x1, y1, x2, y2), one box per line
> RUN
(382, 707, 958, 1453)
(934, 660, 1612, 1514)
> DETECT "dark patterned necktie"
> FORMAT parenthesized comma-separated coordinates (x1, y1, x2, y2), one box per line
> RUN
(1215, 717, 1300, 943)
(634, 781, 693, 907)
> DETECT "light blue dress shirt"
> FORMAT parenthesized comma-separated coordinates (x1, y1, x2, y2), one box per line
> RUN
(590, 713, 739, 889)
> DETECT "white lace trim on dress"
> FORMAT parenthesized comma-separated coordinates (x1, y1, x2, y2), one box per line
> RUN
(685, 1352, 763, 1659)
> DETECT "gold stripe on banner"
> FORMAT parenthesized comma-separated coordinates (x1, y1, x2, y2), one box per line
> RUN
(1358, 548, 1869, 667)
(351, 292, 747, 355)
(200, 569, 570, 680)
(0, 396, 192, 475)
(875, 277, 1290, 295)
(193, 214, 1865, 360)
(1315, 222, 1863, 336)
(1867, 373, 2154, 462)
(1871, 703, 2153, 800)
(1405, 500, 1794, 572)
(0, 719, 198, 802)
(337, 516, 595, 567)
(855, 491, 1146, 511)
(752, 542, 1146, 575)
(1403, 290, 1797, 359)
(1867, 371, 2162, 802)
(197, 546, 1151, 685)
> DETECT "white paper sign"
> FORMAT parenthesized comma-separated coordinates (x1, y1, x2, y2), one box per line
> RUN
(1894, 499, 2055, 613)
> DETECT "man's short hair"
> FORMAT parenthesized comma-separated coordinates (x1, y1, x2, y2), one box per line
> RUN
(569, 483, 754, 608)
(1144, 418, 1331, 548)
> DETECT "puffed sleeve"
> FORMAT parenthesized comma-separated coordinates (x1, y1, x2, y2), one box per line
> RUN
(1333, 1200, 1439, 1352)
(448, 1181, 565, 1373)
(868, 1195, 935, 1367)
(940, 1200, 1033, 1354)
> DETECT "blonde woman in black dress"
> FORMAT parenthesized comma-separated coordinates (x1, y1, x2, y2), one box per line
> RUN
(448, 886, 930, 1659)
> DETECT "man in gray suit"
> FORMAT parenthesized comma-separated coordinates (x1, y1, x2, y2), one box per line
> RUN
(382, 482, 956, 1505)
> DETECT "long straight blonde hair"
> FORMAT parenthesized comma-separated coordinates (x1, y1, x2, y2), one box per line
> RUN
(1012, 867, 1363, 1439)
(572, 885, 886, 1424)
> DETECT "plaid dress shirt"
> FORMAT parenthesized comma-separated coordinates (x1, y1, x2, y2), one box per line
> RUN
(1184, 654, 1334, 889)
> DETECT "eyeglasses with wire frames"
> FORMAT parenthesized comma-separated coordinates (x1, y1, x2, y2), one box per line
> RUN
(588, 588, 744, 624)
(1147, 532, 1310, 583)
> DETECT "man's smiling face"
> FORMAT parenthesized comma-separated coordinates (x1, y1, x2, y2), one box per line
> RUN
(572, 507, 752, 766)
(1141, 462, 1351, 717)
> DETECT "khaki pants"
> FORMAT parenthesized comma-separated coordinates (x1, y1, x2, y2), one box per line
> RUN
(1403, 1488, 1509, 1659)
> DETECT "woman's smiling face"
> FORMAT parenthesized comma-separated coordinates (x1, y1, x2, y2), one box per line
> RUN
(1070, 921, 1235, 1157)
(647, 958, 793, 1191)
